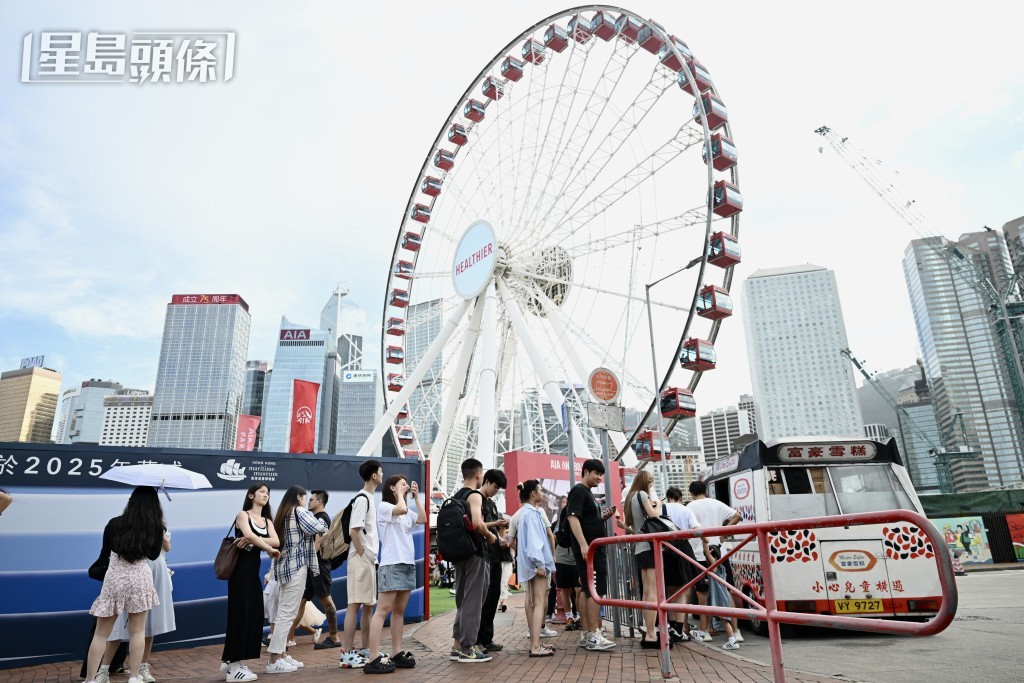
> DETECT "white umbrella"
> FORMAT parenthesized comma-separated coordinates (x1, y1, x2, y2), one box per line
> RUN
(100, 464, 212, 500)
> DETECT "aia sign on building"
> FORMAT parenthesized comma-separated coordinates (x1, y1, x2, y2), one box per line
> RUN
(280, 329, 311, 341)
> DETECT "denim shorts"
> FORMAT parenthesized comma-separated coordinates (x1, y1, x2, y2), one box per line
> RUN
(378, 563, 416, 593)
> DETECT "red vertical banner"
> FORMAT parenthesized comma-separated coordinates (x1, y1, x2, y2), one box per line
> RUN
(235, 415, 261, 452)
(289, 379, 320, 454)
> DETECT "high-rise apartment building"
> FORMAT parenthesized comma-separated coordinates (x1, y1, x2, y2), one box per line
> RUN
(0, 366, 62, 443)
(56, 379, 123, 445)
(903, 234, 1024, 486)
(742, 265, 863, 440)
(100, 390, 153, 447)
(737, 394, 757, 434)
(863, 423, 891, 441)
(335, 369, 382, 455)
(700, 406, 754, 461)
(54, 386, 80, 443)
(148, 294, 251, 450)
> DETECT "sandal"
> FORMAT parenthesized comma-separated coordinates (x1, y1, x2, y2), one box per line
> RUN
(529, 646, 555, 658)
(640, 638, 660, 650)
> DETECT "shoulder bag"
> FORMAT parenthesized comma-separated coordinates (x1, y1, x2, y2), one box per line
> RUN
(214, 521, 241, 580)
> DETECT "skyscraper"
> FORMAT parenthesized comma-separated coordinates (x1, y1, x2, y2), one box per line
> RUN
(335, 369, 382, 455)
(56, 379, 123, 445)
(1002, 216, 1024, 279)
(742, 264, 863, 440)
(261, 290, 345, 454)
(903, 234, 1024, 487)
(242, 361, 270, 417)
(737, 394, 757, 434)
(100, 390, 153, 447)
(148, 294, 251, 450)
(0, 366, 61, 443)
(406, 299, 443, 447)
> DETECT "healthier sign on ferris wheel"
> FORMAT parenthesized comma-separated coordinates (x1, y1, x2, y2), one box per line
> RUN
(451, 219, 498, 299)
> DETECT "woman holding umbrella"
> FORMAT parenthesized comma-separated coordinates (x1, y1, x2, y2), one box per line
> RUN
(222, 484, 280, 681)
(84, 486, 166, 683)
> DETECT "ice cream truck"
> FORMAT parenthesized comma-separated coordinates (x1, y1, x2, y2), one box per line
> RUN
(702, 437, 942, 635)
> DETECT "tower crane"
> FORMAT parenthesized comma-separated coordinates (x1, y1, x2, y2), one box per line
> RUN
(817, 126, 1024, 470)
(841, 348, 979, 494)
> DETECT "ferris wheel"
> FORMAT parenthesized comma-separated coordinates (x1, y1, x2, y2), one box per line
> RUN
(357, 7, 743, 491)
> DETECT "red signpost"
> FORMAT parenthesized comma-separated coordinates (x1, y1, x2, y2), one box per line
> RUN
(585, 509, 958, 682)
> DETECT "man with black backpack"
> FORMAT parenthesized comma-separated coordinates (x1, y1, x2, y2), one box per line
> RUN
(439, 458, 497, 664)
(474, 469, 510, 654)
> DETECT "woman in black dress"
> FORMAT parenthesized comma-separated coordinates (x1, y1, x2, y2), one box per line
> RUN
(221, 485, 280, 681)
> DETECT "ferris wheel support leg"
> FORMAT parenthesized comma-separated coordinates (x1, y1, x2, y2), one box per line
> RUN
(475, 281, 500, 470)
(532, 285, 630, 456)
(495, 278, 593, 458)
(356, 297, 473, 457)
(428, 295, 487, 492)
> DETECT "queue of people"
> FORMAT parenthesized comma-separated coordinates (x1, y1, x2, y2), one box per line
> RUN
(80, 458, 742, 682)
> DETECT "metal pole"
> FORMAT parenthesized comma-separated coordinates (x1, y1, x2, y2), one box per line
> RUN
(475, 281, 500, 471)
(645, 284, 671, 496)
(757, 527, 787, 683)
(653, 535, 672, 678)
(567, 410, 576, 486)
(600, 427, 619, 637)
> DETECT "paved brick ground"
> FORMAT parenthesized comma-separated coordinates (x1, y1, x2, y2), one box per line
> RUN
(0, 596, 839, 683)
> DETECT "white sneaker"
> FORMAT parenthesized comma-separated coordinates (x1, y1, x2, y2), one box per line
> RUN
(220, 663, 231, 674)
(585, 633, 616, 651)
(285, 640, 296, 648)
(313, 627, 323, 645)
(227, 666, 258, 682)
(281, 656, 303, 669)
(734, 630, 744, 643)
(95, 668, 110, 683)
(578, 630, 591, 647)
(264, 660, 296, 674)
(722, 640, 740, 650)
(540, 627, 558, 638)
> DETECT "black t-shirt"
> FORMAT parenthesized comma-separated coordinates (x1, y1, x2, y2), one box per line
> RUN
(566, 483, 605, 545)
(454, 487, 485, 557)
(314, 511, 331, 563)
(481, 495, 509, 563)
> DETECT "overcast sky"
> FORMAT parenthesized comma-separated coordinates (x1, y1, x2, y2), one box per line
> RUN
(1, 0, 1022, 419)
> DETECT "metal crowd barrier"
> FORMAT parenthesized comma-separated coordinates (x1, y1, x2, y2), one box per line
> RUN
(584, 509, 958, 682)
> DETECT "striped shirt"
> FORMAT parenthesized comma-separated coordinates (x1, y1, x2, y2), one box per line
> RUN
(272, 507, 328, 583)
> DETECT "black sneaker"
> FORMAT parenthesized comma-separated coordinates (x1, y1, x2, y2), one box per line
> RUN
(314, 637, 342, 650)
(363, 656, 395, 674)
(482, 642, 503, 652)
(457, 648, 492, 663)
(392, 652, 416, 669)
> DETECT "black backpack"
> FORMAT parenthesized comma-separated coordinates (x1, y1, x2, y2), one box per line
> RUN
(322, 492, 369, 570)
(436, 489, 482, 563)
(555, 506, 572, 549)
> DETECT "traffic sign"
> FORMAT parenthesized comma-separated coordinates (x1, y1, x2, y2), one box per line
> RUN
(588, 367, 620, 405)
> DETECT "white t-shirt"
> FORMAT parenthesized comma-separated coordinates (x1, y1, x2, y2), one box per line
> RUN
(686, 497, 737, 561)
(665, 502, 699, 532)
(348, 491, 379, 563)
(377, 500, 417, 567)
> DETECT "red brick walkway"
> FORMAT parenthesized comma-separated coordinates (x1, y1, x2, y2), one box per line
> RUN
(0, 597, 839, 683)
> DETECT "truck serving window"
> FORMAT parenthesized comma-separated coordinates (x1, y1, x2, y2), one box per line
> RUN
(766, 466, 840, 520)
(827, 464, 914, 514)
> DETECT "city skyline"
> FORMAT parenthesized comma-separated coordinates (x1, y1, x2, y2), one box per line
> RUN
(1, 2, 1023, 423)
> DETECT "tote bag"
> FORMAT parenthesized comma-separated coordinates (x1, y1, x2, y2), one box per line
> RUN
(214, 522, 240, 580)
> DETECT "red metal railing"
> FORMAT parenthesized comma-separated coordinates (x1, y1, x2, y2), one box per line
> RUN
(585, 509, 958, 682)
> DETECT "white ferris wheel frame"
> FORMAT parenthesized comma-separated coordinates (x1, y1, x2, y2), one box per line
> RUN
(357, 5, 742, 487)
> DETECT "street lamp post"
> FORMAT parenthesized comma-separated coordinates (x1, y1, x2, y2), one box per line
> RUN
(644, 257, 703, 497)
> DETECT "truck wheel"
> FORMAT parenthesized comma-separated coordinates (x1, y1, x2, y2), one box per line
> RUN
(744, 587, 769, 637)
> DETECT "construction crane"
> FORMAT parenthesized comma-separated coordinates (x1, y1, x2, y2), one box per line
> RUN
(841, 348, 979, 494)
(817, 125, 1024, 457)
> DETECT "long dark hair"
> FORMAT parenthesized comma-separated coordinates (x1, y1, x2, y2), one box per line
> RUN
(273, 485, 307, 535)
(382, 475, 407, 505)
(111, 486, 165, 562)
(242, 484, 273, 520)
